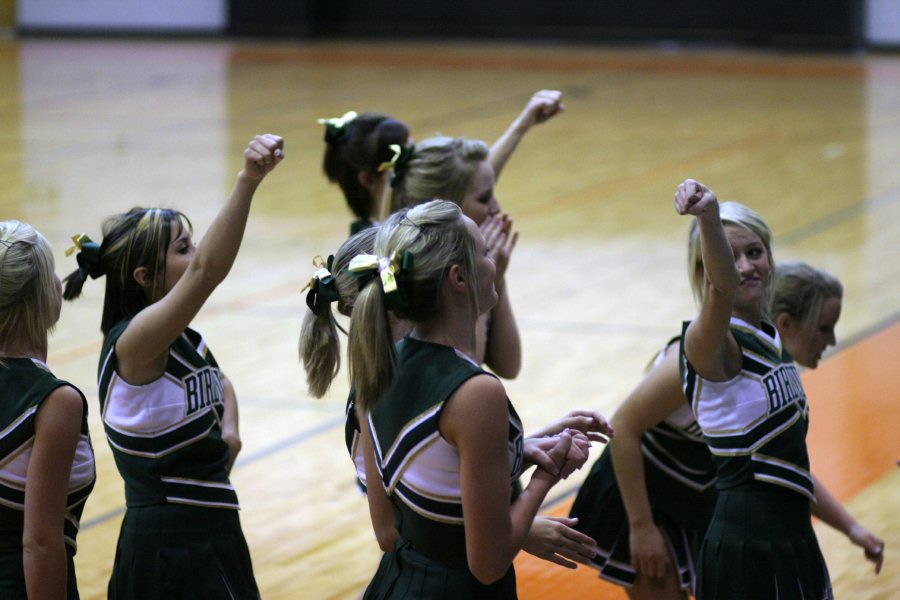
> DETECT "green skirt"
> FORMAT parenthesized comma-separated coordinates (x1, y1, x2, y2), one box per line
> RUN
(570, 447, 714, 591)
(364, 537, 517, 599)
(108, 504, 259, 599)
(697, 483, 832, 600)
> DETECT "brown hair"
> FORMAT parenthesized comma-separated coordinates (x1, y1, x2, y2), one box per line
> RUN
(63, 207, 191, 334)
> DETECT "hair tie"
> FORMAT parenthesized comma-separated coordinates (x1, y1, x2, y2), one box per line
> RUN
(317, 111, 358, 144)
(303, 255, 340, 316)
(65, 233, 105, 280)
(378, 144, 415, 188)
(347, 251, 413, 310)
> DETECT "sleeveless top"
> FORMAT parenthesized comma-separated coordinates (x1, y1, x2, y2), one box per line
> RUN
(98, 320, 238, 509)
(0, 358, 96, 551)
(680, 317, 814, 501)
(640, 338, 717, 493)
(344, 388, 367, 490)
(368, 337, 524, 559)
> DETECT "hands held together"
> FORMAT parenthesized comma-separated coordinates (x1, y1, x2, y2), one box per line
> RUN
(481, 213, 518, 287)
(525, 410, 615, 482)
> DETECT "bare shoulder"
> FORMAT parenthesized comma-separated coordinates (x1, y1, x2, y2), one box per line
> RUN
(37, 385, 84, 427)
(441, 374, 508, 443)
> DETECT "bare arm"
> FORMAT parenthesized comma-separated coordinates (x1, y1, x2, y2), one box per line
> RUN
(481, 288, 521, 378)
(117, 134, 284, 383)
(528, 409, 614, 443)
(811, 474, 884, 574)
(357, 406, 398, 552)
(442, 374, 572, 584)
(23, 386, 84, 599)
(609, 344, 687, 578)
(220, 374, 241, 474)
(489, 90, 564, 180)
(674, 179, 742, 381)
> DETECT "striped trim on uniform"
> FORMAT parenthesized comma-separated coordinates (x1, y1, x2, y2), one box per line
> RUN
(681, 318, 814, 500)
(161, 476, 239, 509)
(393, 480, 464, 525)
(371, 403, 443, 491)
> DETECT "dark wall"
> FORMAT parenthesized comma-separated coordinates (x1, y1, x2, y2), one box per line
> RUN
(229, 0, 863, 48)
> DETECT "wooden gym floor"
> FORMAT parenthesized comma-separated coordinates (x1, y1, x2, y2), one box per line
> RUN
(0, 36, 897, 599)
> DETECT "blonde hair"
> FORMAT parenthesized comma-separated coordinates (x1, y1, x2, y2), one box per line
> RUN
(687, 201, 775, 311)
(0, 221, 59, 348)
(299, 226, 378, 398)
(770, 260, 843, 338)
(389, 136, 489, 215)
(63, 207, 191, 335)
(349, 200, 478, 412)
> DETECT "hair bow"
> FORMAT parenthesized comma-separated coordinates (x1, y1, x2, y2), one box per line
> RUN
(318, 111, 358, 144)
(347, 251, 413, 310)
(304, 255, 341, 316)
(65, 233, 104, 280)
(378, 143, 415, 188)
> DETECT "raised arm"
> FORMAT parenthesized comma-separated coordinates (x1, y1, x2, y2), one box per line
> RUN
(609, 343, 687, 578)
(23, 386, 84, 599)
(674, 179, 741, 380)
(489, 90, 564, 180)
(116, 134, 284, 382)
(442, 374, 574, 584)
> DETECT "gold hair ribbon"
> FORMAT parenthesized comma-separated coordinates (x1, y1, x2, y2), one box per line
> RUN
(378, 254, 400, 295)
(302, 255, 329, 292)
(317, 111, 358, 128)
(65, 233, 105, 280)
(65, 233, 93, 257)
(347, 253, 379, 275)
(378, 144, 404, 173)
(347, 253, 399, 293)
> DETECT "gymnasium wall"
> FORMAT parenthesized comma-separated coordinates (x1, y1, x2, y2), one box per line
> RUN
(13, 0, 900, 49)
(229, 0, 862, 48)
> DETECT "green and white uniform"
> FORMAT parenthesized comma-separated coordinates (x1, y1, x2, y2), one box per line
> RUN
(99, 320, 258, 599)
(0, 358, 95, 599)
(363, 337, 524, 600)
(681, 317, 831, 600)
(570, 337, 716, 592)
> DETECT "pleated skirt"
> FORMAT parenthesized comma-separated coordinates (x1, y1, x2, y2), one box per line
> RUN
(570, 447, 714, 591)
(697, 483, 832, 600)
(363, 537, 517, 600)
(108, 504, 260, 600)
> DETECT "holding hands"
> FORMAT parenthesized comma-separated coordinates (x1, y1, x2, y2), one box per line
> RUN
(525, 429, 591, 482)
(529, 409, 614, 444)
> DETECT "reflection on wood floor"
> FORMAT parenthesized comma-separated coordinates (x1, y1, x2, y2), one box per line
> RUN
(1, 36, 897, 599)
